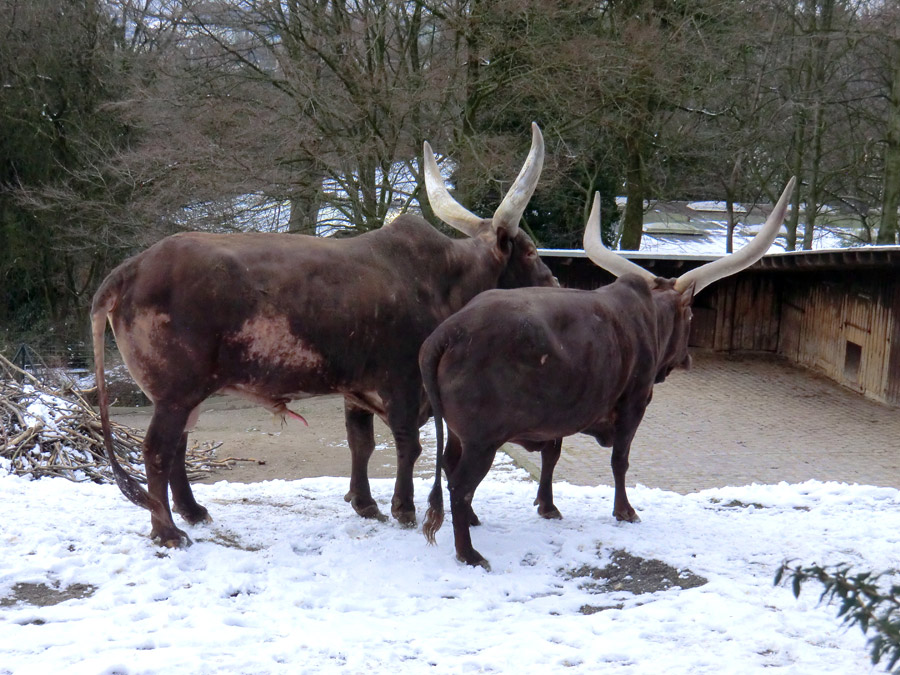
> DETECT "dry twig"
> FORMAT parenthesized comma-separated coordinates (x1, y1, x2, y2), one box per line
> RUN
(1, 352, 245, 484)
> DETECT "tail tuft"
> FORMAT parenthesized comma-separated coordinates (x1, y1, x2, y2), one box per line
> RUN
(423, 497, 445, 545)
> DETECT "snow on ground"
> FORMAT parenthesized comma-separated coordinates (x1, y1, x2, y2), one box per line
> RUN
(638, 226, 849, 256)
(1, 463, 897, 674)
(686, 201, 749, 214)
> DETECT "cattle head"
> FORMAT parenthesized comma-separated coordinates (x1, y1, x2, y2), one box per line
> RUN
(647, 275, 694, 382)
(582, 178, 796, 380)
(423, 123, 557, 288)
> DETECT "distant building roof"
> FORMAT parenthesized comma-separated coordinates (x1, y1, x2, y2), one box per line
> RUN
(603, 198, 866, 256)
(538, 246, 900, 271)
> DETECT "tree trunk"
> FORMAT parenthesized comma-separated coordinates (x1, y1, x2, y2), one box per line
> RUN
(878, 37, 900, 245)
(804, 101, 825, 251)
(287, 161, 323, 234)
(785, 105, 806, 253)
(724, 154, 743, 254)
(725, 199, 736, 254)
(619, 134, 644, 251)
(288, 189, 321, 235)
(462, 2, 481, 140)
(802, 0, 833, 251)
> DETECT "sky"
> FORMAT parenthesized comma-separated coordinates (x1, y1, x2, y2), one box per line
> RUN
(2, 439, 898, 674)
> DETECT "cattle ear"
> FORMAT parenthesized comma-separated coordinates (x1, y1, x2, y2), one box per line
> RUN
(680, 281, 696, 307)
(494, 226, 513, 257)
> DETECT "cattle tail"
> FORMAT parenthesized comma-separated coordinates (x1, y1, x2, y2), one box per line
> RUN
(420, 333, 447, 542)
(92, 279, 158, 513)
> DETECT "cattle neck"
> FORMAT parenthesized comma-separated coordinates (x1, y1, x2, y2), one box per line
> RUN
(442, 234, 511, 306)
(649, 277, 693, 382)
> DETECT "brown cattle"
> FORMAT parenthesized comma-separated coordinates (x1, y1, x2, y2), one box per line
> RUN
(91, 124, 557, 547)
(420, 178, 795, 568)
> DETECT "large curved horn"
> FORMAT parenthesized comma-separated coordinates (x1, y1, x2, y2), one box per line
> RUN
(423, 140, 486, 237)
(582, 192, 656, 283)
(423, 124, 545, 238)
(491, 122, 545, 238)
(674, 177, 796, 294)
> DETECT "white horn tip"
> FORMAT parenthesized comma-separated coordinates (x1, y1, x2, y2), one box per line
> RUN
(530, 123, 544, 150)
(586, 192, 602, 241)
(774, 176, 797, 218)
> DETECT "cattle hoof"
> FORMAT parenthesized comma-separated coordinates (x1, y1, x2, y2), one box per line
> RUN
(152, 527, 192, 548)
(613, 509, 641, 523)
(538, 506, 563, 520)
(351, 498, 388, 523)
(175, 505, 212, 526)
(457, 551, 491, 571)
(392, 509, 418, 529)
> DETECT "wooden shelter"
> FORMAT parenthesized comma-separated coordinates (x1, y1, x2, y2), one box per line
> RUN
(540, 246, 900, 406)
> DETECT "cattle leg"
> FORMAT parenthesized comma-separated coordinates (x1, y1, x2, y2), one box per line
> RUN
(144, 405, 192, 547)
(343, 403, 386, 522)
(444, 432, 480, 526)
(387, 412, 422, 528)
(169, 432, 212, 526)
(534, 439, 563, 519)
(609, 403, 647, 523)
(448, 443, 498, 569)
(442, 430, 462, 474)
(610, 442, 640, 523)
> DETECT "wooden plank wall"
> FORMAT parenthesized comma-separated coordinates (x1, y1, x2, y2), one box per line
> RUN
(887, 287, 900, 403)
(782, 278, 845, 376)
(715, 271, 900, 406)
(710, 276, 780, 352)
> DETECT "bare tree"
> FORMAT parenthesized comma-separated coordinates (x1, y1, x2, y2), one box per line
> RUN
(115, 0, 460, 235)
(872, 3, 900, 244)
(590, 0, 749, 251)
(757, 0, 879, 250)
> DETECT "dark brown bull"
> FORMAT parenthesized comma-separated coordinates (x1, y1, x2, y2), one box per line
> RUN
(91, 124, 557, 547)
(420, 178, 795, 568)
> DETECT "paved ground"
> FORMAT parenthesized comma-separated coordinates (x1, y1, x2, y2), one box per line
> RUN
(111, 351, 900, 493)
(505, 350, 900, 493)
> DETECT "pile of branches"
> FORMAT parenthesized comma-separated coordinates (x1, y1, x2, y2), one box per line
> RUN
(0, 352, 233, 484)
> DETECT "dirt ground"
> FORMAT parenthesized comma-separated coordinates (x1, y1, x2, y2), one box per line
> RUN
(110, 391, 433, 486)
(109, 350, 900, 493)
